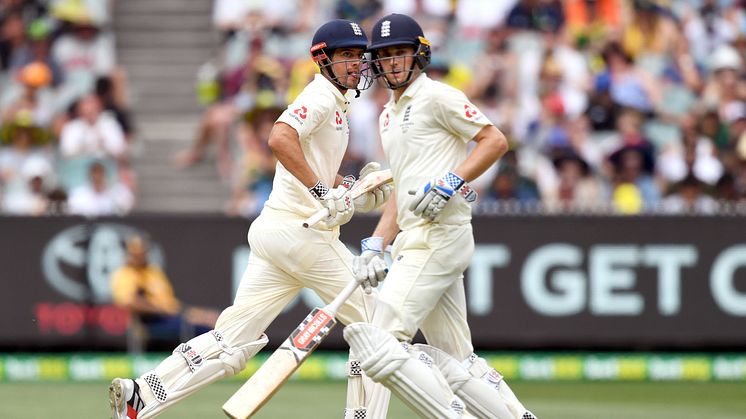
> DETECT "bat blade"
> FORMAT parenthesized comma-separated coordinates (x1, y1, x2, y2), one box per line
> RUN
(222, 307, 338, 419)
(348, 169, 392, 196)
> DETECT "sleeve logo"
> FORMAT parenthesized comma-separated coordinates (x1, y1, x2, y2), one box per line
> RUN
(293, 105, 308, 120)
(464, 104, 478, 119)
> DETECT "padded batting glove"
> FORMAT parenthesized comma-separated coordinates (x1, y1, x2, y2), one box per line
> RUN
(352, 236, 388, 294)
(309, 181, 355, 228)
(408, 171, 477, 221)
(353, 162, 393, 213)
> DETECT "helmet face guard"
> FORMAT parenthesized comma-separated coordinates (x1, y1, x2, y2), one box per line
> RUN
(312, 42, 374, 93)
(370, 37, 431, 89)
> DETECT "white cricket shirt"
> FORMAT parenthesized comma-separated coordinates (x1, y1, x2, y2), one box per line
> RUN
(379, 74, 492, 230)
(264, 74, 352, 218)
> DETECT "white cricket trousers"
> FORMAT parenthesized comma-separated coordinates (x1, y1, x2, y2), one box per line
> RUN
(372, 223, 475, 360)
(214, 208, 372, 346)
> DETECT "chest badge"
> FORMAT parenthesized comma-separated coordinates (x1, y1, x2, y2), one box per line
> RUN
(401, 105, 414, 133)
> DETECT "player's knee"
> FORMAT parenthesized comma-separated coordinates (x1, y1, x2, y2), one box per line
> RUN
(175, 330, 268, 378)
(463, 353, 504, 386)
(415, 344, 472, 390)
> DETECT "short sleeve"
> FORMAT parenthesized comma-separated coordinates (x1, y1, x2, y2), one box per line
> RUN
(433, 87, 492, 143)
(276, 93, 333, 141)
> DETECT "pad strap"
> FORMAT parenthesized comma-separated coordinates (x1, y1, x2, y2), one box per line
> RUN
(343, 407, 367, 419)
(347, 360, 363, 377)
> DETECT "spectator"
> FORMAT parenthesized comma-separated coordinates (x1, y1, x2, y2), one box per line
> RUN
(110, 234, 218, 346)
(598, 41, 662, 116)
(546, 147, 606, 211)
(680, 0, 740, 68)
(0, 11, 28, 73)
(226, 105, 279, 216)
(505, 0, 565, 34)
(50, 3, 118, 109)
(175, 35, 287, 180)
(563, 0, 622, 37)
(714, 173, 741, 203)
(95, 75, 133, 139)
(621, 0, 680, 66)
(482, 164, 541, 209)
(67, 160, 133, 216)
(609, 142, 660, 211)
(701, 44, 744, 120)
(1, 154, 53, 215)
(0, 110, 52, 185)
(657, 115, 724, 187)
(662, 173, 718, 214)
(59, 94, 127, 160)
(1, 60, 57, 129)
(11, 17, 64, 86)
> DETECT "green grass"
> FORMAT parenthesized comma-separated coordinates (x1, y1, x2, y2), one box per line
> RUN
(1, 381, 745, 418)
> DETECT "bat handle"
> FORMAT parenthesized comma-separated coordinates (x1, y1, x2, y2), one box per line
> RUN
(302, 208, 330, 228)
(325, 279, 360, 317)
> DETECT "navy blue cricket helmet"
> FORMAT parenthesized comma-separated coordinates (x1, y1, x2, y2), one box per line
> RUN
(310, 19, 372, 94)
(368, 14, 431, 88)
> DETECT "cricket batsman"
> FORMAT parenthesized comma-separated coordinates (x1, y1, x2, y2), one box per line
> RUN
(343, 14, 537, 419)
(109, 19, 391, 419)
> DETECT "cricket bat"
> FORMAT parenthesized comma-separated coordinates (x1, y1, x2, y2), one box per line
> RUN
(303, 169, 393, 228)
(222, 279, 360, 418)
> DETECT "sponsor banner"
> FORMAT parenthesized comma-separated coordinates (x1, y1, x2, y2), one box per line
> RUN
(1, 215, 746, 350)
(1, 353, 744, 382)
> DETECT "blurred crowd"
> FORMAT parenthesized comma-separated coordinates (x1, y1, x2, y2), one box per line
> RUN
(191, 0, 746, 216)
(0, 0, 134, 217)
(3, 0, 745, 217)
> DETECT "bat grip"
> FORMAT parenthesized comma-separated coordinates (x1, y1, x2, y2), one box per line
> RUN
(325, 279, 360, 317)
(302, 208, 330, 228)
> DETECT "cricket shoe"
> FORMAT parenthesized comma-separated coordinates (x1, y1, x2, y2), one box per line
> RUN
(109, 378, 145, 419)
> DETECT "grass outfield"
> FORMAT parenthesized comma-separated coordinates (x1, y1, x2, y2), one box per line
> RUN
(1, 381, 745, 418)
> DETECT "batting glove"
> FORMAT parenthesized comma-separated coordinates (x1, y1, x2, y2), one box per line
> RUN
(408, 172, 477, 221)
(353, 162, 393, 213)
(352, 236, 388, 294)
(310, 181, 355, 228)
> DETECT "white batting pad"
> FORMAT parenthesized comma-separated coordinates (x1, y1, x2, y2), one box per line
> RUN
(415, 344, 516, 419)
(135, 330, 268, 419)
(436, 352, 536, 419)
(343, 322, 473, 419)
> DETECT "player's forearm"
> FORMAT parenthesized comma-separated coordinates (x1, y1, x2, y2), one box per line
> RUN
(268, 122, 319, 188)
(373, 195, 400, 248)
(452, 125, 508, 182)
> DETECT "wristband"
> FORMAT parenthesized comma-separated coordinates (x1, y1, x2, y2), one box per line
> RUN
(309, 181, 329, 200)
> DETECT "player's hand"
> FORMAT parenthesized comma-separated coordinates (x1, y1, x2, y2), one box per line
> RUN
(353, 162, 393, 213)
(319, 185, 355, 228)
(408, 171, 477, 221)
(352, 236, 388, 294)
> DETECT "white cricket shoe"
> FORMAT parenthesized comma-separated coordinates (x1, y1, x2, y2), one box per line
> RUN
(109, 378, 145, 419)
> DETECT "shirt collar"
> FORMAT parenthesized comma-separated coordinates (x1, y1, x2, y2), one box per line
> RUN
(314, 73, 352, 110)
(384, 73, 429, 110)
